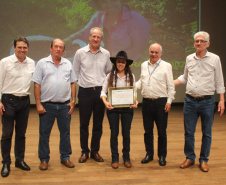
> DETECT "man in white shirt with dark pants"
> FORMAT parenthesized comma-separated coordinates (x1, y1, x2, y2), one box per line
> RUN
(136, 43, 175, 166)
(0, 36, 35, 177)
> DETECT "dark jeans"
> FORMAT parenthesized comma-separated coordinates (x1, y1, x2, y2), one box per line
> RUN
(78, 86, 105, 154)
(184, 95, 215, 162)
(142, 98, 168, 158)
(1, 94, 30, 164)
(38, 101, 72, 162)
(107, 108, 133, 163)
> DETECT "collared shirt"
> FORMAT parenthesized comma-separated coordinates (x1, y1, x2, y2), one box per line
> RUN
(0, 54, 35, 98)
(70, 6, 150, 61)
(32, 55, 77, 102)
(178, 51, 225, 97)
(73, 44, 112, 88)
(136, 59, 175, 104)
(101, 73, 135, 98)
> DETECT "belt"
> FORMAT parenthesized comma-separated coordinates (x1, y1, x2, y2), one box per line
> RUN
(2, 94, 29, 100)
(44, 100, 70, 104)
(186, 94, 212, 101)
(143, 97, 167, 101)
(80, 86, 102, 90)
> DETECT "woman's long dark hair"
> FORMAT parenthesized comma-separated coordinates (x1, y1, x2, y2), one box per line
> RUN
(108, 61, 134, 87)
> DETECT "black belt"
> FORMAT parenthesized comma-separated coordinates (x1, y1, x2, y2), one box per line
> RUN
(80, 86, 102, 90)
(186, 94, 212, 101)
(2, 94, 29, 100)
(143, 97, 167, 101)
(44, 100, 70, 104)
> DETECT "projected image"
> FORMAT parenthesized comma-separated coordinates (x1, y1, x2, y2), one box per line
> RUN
(0, 0, 198, 79)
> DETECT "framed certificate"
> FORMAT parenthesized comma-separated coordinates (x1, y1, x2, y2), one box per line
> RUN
(108, 86, 136, 108)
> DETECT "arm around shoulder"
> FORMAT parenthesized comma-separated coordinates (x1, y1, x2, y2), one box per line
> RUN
(174, 79, 183, 86)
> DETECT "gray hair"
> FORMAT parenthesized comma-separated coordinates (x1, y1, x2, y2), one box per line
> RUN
(90, 27, 104, 38)
(194, 31, 210, 42)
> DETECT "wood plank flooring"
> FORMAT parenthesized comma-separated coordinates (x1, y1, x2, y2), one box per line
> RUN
(0, 105, 226, 184)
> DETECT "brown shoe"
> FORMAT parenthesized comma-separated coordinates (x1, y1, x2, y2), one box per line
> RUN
(61, 160, 75, 168)
(90, 153, 104, 162)
(200, 162, 209, 172)
(39, 162, 48, 170)
(111, 163, 119, 169)
(79, 153, 89, 163)
(124, 162, 132, 168)
(180, 159, 194, 169)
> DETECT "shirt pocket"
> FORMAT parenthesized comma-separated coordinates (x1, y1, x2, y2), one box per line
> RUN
(62, 69, 71, 81)
(7, 64, 21, 77)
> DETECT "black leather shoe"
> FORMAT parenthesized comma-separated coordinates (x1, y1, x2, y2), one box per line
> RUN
(141, 154, 153, 164)
(15, 160, 30, 171)
(159, 156, 166, 166)
(1, 164, 10, 177)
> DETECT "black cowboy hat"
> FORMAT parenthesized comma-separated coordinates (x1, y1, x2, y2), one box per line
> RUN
(110, 51, 133, 66)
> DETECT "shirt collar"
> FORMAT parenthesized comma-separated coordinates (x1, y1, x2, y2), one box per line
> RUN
(194, 50, 209, 59)
(86, 44, 102, 53)
(113, 70, 129, 78)
(12, 53, 28, 63)
(47, 54, 66, 65)
(148, 58, 161, 66)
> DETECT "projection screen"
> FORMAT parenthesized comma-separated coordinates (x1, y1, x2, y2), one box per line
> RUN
(0, 0, 199, 104)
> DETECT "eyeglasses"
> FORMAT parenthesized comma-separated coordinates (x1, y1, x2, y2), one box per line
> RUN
(194, 40, 208, 44)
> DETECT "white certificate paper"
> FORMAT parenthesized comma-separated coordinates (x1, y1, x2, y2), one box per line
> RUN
(108, 87, 135, 107)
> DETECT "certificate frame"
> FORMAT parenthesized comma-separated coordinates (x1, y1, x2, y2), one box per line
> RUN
(107, 86, 136, 108)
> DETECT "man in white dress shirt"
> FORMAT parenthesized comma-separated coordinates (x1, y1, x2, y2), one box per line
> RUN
(0, 36, 35, 177)
(174, 31, 225, 172)
(136, 43, 175, 166)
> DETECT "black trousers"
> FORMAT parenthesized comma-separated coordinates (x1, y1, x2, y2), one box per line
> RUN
(142, 97, 168, 158)
(107, 108, 133, 163)
(78, 86, 105, 154)
(1, 94, 30, 164)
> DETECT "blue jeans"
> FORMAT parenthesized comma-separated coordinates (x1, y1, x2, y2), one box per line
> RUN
(38, 101, 72, 162)
(107, 108, 133, 163)
(184, 95, 215, 162)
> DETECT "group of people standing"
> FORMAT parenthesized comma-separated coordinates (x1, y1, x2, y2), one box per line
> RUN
(0, 27, 225, 178)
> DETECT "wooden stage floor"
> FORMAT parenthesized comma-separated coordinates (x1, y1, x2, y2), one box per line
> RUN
(0, 105, 226, 184)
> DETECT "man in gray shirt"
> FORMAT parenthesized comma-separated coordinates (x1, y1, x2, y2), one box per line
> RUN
(73, 27, 112, 163)
(174, 31, 225, 172)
